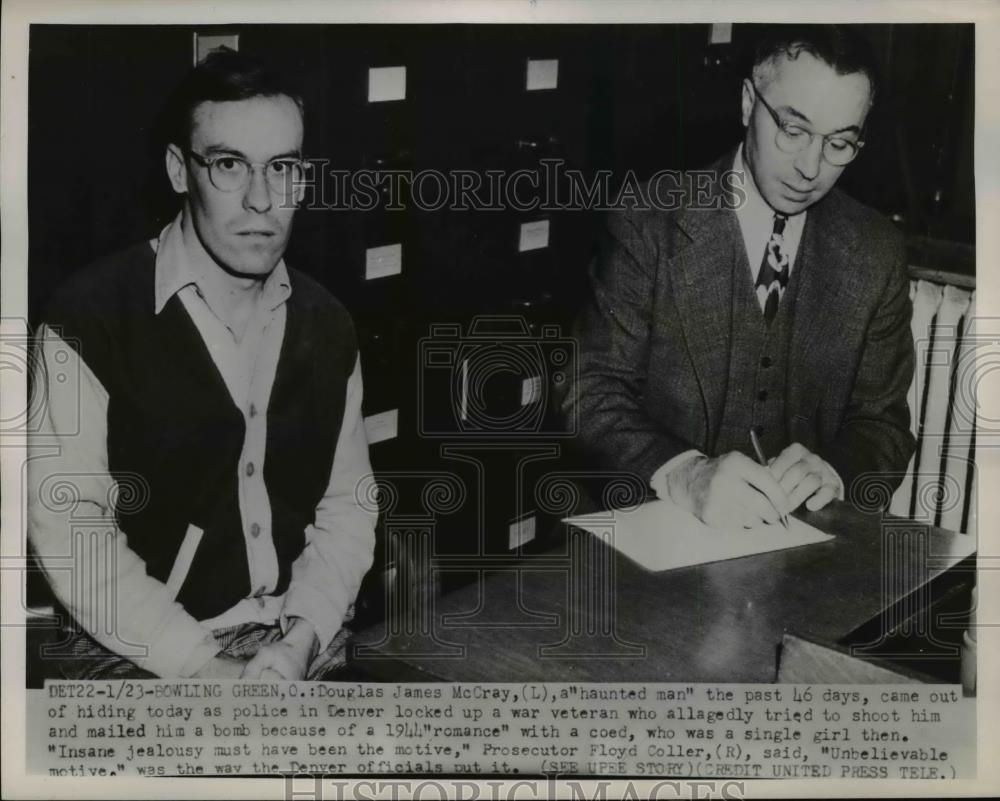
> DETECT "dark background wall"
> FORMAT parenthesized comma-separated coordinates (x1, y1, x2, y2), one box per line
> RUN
(27, 23, 976, 580)
(29, 24, 975, 320)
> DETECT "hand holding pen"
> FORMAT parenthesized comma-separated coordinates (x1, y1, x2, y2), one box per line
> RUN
(664, 448, 794, 530)
(749, 428, 790, 529)
(765, 442, 843, 513)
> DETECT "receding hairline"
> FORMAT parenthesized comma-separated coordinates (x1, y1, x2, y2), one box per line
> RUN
(752, 46, 875, 103)
(162, 46, 308, 151)
(182, 92, 305, 147)
(188, 92, 305, 120)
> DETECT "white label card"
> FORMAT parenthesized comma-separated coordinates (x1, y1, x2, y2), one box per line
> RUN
(709, 23, 733, 44)
(518, 220, 550, 252)
(509, 515, 537, 549)
(193, 33, 239, 65)
(365, 243, 403, 280)
(526, 59, 559, 91)
(368, 66, 407, 102)
(521, 375, 542, 406)
(364, 409, 399, 444)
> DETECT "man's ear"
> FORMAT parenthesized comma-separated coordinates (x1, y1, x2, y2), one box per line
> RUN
(165, 144, 188, 195)
(740, 78, 754, 128)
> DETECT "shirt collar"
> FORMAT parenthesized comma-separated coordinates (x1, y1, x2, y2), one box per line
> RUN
(153, 212, 292, 315)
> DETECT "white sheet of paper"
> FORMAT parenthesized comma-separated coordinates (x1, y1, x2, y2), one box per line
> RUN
(563, 499, 833, 572)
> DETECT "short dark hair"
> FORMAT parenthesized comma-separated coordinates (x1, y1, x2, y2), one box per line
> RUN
(162, 47, 305, 149)
(751, 25, 880, 103)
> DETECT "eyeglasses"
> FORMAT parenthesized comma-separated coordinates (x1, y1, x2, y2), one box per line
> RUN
(751, 82, 865, 167)
(185, 149, 309, 197)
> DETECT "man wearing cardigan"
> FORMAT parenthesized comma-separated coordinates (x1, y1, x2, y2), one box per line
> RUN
(28, 50, 376, 680)
(561, 26, 915, 529)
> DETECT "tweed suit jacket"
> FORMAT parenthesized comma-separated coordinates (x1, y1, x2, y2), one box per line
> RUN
(559, 151, 916, 498)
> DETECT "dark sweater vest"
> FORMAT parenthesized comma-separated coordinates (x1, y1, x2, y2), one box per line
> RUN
(43, 242, 358, 620)
(712, 247, 803, 459)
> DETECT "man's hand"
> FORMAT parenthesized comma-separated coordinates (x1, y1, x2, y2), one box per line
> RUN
(769, 442, 842, 512)
(191, 653, 247, 679)
(241, 618, 318, 681)
(667, 452, 792, 529)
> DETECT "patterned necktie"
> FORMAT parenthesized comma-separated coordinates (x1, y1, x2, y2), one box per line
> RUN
(755, 213, 789, 324)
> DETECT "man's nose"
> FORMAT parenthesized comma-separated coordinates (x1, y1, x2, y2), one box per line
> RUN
(243, 165, 273, 213)
(793, 136, 824, 182)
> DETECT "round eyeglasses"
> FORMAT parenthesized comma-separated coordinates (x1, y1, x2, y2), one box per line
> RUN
(751, 82, 865, 167)
(186, 150, 309, 197)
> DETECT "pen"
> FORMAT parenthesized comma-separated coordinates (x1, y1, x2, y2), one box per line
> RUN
(749, 429, 789, 530)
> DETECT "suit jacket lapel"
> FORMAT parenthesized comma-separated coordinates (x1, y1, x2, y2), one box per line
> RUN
(667, 153, 743, 440)
(788, 191, 864, 415)
(666, 153, 870, 438)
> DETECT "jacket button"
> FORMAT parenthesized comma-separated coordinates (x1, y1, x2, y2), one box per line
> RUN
(757, 390, 768, 401)
(760, 356, 773, 368)
(246, 462, 255, 477)
(250, 522, 261, 538)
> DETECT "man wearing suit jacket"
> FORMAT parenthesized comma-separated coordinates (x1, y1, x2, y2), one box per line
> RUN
(560, 25, 915, 529)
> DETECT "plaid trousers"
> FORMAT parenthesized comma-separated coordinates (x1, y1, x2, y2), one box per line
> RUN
(52, 615, 353, 681)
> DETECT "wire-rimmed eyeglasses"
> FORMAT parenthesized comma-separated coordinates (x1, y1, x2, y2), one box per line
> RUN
(750, 82, 865, 167)
(186, 149, 310, 197)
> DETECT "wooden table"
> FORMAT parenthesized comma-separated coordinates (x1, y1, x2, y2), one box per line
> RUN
(349, 502, 976, 682)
